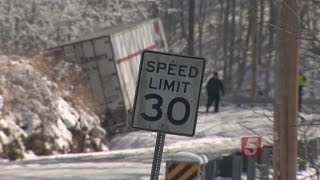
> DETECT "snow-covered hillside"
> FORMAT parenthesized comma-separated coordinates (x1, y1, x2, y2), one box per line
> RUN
(0, 55, 108, 160)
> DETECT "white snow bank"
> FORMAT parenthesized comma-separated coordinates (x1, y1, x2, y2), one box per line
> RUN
(56, 97, 79, 128)
(110, 105, 319, 154)
(0, 55, 109, 160)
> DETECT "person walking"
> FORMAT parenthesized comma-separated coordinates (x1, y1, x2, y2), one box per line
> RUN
(298, 71, 308, 112)
(206, 72, 224, 113)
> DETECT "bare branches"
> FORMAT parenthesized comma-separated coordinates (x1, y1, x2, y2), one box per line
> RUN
(237, 121, 273, 145)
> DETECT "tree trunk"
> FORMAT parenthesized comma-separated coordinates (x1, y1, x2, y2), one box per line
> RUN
(273, 0, 300, 179)
(227, 0, 236, 91)
(198, 0, 207, 57)
(236, 8, 251, 91)
(187, 0, 195, 56)
(222, 0, 230, 87)
(249, 0, 258, 97)
(264, 0, 275, 96)
(257, 0, 264, 65)
(179, 0, 187, 38)
(214, 0, 224, 69)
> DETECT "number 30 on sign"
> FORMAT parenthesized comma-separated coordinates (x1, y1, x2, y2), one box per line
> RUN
(131, 51, 205, 136)
(241, 137, 262, 157)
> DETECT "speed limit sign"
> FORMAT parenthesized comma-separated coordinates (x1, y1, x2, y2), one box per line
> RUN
(131, 51, 205, 136)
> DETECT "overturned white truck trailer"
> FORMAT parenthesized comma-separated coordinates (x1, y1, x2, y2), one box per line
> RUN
(50, 18, 168, 134)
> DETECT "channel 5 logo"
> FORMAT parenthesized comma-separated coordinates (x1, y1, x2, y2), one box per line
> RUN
(241, 137, 262, 157)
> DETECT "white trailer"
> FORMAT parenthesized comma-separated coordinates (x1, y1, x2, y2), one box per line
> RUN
(50, 18, 168, 134)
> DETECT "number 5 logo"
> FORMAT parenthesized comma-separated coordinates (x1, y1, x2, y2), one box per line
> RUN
(241, 137, 261, 157)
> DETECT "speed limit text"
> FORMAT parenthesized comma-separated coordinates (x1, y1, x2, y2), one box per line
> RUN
(146, 60, 199, 93)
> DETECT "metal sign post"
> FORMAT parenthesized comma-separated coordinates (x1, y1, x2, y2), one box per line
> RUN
(131, 50, 205, 180)
(150, 133, 166, 180)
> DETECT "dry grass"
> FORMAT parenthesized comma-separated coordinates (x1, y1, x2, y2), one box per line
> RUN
(31, 55, 56, 75)
(31, 55, 103, 115)
(1, 86, 17, 116)
(68, 83, 103, 115)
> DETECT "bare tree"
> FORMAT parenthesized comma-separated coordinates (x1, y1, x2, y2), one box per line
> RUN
(227, 0, 236, 92)
(257, 0, 264, 65)
(198, 0, 207, 57)
(249, 0, 258, 97)
(236, 3, 251, 92)
(187, 0, 195, 56)
(264, 0, 275, 96)
(222, 0, 230, 87)
(178, 0, 187, 38)
(214, 0, 224, 69)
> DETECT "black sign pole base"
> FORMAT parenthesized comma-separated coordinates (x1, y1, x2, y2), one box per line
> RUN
(150, 132, 166, 180)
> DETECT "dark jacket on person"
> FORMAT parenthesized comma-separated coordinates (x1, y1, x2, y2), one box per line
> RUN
(206, 77, 224, 96)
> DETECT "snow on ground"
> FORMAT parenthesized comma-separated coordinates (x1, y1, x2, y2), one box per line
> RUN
(110, 105, 274, 151)
(0, 105, 319, 179)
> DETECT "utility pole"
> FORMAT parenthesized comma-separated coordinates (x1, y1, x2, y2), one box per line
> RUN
(273, 0, 300, 179)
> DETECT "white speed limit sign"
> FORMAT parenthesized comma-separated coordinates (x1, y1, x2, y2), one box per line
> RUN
(131, 51, 205, 136)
